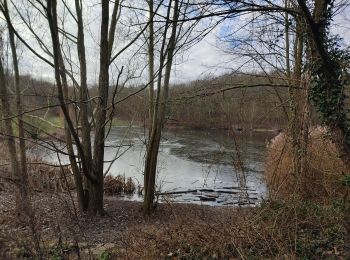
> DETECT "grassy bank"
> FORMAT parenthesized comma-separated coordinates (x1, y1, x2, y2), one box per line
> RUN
(21, 116, 65, 138)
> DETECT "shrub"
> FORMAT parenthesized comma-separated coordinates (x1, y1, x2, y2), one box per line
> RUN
(265, 126, 347, 201)
(104, 175, 136, 195)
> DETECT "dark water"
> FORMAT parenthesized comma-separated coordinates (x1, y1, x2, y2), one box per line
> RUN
(35, 127, 276, 206)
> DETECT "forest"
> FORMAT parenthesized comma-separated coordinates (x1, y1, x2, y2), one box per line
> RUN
(0, 0, 349, 259)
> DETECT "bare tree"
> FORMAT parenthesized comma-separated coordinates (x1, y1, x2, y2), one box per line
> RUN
(0, 37, 25, 210)
(4, 0, 27, 185)
(0, 0, 32, 220)
(147, 0, 155, 129)
(45, 0, 123, 214)
(143, 0, 180, 214)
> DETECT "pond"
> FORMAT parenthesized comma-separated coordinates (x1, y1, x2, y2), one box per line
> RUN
(34, 126, 276, 206)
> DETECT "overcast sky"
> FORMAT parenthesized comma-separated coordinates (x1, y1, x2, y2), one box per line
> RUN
(5, 0, 236, 85)
(1, 0, 349, 86)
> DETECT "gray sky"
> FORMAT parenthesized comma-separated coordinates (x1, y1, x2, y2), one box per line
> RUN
(2, 0, 349, 86)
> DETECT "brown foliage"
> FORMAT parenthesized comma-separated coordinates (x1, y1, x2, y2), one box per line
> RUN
(115, 202, 348, 259)
(104, 175, 135, 195)
(0, 142, 74, 192)
(0, 191, 348, 259)
(265, 126, 348, 201)
(27, 164, 74, 192)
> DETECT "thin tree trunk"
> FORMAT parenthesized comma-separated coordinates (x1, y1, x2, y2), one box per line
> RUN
(54, 2, 86, 213)
(284, 0, 291, 79)
(144, 0, 155, 199)
(91, 0, 110, 215)
(148, 0, 155, 129)
(59, 55, 87, 212)
(143, 0, 179, 214)
(2, 5, 42, 256)
(289, 18, 304, 180)
(0, 45, 26, 210)
(2, 1, 31, 216)
(143, 0, 174, 214)
(46, 0, 97, 214)
(74, 0, 93, 212)
(6, 3, 27, 183)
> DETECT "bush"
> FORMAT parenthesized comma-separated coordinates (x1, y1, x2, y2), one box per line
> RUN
(104, 175, 136, 195)
(265, 126, 347, 201)
(116, 201, 349, 259)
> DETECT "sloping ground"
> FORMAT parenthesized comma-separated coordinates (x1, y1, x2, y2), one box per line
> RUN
(0, 190, 349, 259)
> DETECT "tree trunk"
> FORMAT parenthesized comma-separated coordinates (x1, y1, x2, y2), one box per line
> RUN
(144, 0, 155, 201)
(7, 5, 27, 184)
(2, 1, 30, 215)
(289, 18, 304, 179)
(46, 0, 97, 213)
(74, 0, 93, 212)
(297, 0, 350, 169)
(148, 0, 155, 129)
(91, 0, 110, 215)
(0, 44, 27, 211)
(143, 0, 179, 214)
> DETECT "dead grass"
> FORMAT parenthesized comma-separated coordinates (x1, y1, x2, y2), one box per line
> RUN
(104, 175, 136, 195)
(1, 191, 348, 259)
(109, 201, 350, 259)
(0, 141, 136, 196)
(0, 134, 349, 259)
(0, 140, 72, 193)
(265, 126, 348, 201)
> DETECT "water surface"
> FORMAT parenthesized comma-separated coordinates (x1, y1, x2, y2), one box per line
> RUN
(34, 127, 275, 206)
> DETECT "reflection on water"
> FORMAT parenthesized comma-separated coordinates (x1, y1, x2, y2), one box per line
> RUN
(33, 126, 276, 206)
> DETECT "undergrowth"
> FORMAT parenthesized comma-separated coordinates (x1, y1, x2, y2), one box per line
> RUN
(115, 200, 349, 259)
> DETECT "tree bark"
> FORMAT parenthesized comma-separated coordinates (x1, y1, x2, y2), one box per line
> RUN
(289, 18, 304, 178)
(5, 0, 27, 182)
(91, 0, 110, 215)
(148, 0, 155, 129)
(143, 0, 180, 214)
(46, 0, 98, 213)
(144, 0, 155, 201)
(1, 1, 31, 216)
(297, 0, 350, 169)
(0, 43, 27, 211)
(74, 0, 93, 212)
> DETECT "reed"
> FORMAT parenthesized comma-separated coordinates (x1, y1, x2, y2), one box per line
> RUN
(265, 126, 347, 201)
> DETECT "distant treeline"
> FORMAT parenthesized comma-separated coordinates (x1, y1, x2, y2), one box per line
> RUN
(10, 73, 317, 130)
(117, 73, 303, 130)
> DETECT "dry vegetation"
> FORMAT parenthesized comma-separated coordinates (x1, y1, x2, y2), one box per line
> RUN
(265, 126, 348, 201)
(118, 201, 349, 259)
(0, 130, 349, 259)
(0, 142, 69, 193)
(104, 175, 136, 195)
(0, 192, 349, 259)
(0, 0, 349, 258)
(0, 141, 136, 196)
(0, 132, 350, 259)
(1, 127, 349, 259)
